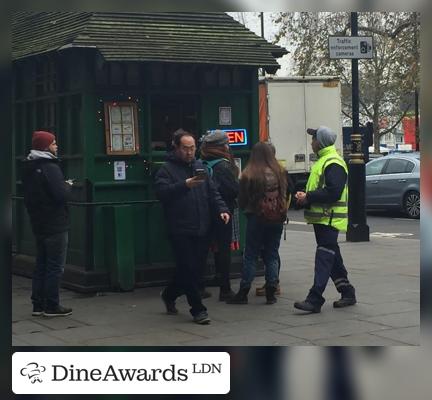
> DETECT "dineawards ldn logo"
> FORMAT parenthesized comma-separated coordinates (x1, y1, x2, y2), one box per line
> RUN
(12, 352, 230, 394)
(20, 362, 47, 383)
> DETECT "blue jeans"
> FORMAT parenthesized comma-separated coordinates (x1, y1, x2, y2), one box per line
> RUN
(240, 215, 283, 289)
(31, 231, 68, 310)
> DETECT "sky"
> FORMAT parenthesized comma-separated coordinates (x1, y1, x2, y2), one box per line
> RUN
(228, 12, 293, 76)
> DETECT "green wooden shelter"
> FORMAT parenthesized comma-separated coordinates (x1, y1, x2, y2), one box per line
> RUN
(12, 12, 287, 291)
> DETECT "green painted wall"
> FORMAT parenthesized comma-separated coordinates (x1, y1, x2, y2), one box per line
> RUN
(12, 49, 260, 289)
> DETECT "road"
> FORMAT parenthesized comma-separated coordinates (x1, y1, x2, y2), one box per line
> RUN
(287, 209, 420, 240)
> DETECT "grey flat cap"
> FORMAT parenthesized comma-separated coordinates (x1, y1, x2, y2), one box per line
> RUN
(307, 126, 337, 149)
(202, 129, 229, 146)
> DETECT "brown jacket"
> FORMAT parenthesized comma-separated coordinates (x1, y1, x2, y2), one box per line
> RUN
(239, 167, 284, 215)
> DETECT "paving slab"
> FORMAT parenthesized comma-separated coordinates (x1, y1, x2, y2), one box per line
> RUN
(275, 320, 394, 342)
(369, 327, 420, 345)
(362, 311, 420, 328)
(312, 333, 411, 346)
(11, 229, 420, 346)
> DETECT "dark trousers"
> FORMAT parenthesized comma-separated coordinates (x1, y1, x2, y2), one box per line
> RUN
(31, 231, 68, 310)
(211, 218, 233, 291)
(307, 224, 355, 306)
(165, 234, 209, 316)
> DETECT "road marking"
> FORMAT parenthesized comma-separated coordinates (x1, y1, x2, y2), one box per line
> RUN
(370, 232, 414, 238)
(288, 221, 308, 225)
(392, 218, 418, 221)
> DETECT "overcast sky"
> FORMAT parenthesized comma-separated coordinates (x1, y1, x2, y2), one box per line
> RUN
(228, 12, 293, 76)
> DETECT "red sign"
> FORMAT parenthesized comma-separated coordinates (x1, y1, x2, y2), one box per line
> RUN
(223, 129, 248, 146)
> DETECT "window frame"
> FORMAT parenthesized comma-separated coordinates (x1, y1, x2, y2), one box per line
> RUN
(366, 158, 388, 176)
(382, 158, 414, 175)
(104, 101, 140, 155)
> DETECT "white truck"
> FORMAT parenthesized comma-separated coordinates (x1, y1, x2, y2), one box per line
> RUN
(259, 76, 344, 190)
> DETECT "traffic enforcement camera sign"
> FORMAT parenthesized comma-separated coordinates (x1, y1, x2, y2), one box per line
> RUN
(328, 36, 373, 59)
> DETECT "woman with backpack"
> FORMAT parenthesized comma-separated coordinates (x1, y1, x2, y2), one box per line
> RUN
(199, 130, 240, 301)
(255, 142, 295, 297)
(227, 142, 288, 305)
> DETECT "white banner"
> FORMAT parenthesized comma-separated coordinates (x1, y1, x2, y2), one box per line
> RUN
(13, 352, 230, 394)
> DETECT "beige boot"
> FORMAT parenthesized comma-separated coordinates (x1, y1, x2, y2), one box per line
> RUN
(256, 283, 281, 296)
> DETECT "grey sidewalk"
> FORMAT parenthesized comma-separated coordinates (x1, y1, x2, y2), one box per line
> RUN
(12, 229, 420, 346)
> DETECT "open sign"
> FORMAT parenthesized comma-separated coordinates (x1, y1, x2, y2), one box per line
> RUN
(224, 129, 248, 146)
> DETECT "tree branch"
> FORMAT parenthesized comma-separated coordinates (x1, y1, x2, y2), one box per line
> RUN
(343, 21, 416, 38)
(378, 105, 411, 137)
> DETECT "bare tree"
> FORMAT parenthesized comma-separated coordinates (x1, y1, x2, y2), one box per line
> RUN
(273, 12, 420, 153)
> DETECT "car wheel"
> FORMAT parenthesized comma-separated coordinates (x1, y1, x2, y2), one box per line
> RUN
(403, 191, 420, 219)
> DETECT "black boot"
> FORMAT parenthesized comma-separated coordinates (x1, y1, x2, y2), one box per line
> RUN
(334, 287, 356, 308)
(265, 285, 277, 305)
(226, 287, 250, 304)
(219, 287, 235, 301)
(294, 300, 321, 313)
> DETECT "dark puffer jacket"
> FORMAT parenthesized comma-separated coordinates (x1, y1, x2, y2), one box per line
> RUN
(204, 158, 239, 213)
(22, 157, 72, 236)
(154, 152, 229, 237)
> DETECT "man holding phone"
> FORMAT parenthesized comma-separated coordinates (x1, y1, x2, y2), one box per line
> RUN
(155, 129, 230, 324)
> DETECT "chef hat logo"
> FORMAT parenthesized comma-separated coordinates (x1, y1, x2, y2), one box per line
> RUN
(20, 362, 46, 383)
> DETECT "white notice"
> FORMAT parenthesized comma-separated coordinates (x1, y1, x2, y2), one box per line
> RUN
(114, 161, 126, 180)
(328, 36, 373, 59)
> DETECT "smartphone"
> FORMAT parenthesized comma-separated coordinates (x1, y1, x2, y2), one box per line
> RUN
(194, 168, 207, 179)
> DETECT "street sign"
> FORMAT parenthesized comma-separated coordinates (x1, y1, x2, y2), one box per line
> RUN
(329, 36, 373, 59)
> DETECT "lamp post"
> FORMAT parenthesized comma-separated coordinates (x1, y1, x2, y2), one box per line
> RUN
(346, 12, 370, 242)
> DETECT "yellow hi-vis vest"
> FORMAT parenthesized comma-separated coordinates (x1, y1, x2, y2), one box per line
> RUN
(304, 145, 348, 232)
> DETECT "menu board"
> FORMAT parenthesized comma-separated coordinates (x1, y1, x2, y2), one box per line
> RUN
(104, 102, 139, 155)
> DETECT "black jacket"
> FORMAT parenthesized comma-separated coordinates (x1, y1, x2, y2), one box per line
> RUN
(22, 157, 72, 236)
(154, 152, 229, 237)
(306, 164, 347, 205)
(205, 158, 239, 213)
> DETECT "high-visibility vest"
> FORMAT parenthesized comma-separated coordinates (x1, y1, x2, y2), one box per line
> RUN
(304, 145, 348, 232)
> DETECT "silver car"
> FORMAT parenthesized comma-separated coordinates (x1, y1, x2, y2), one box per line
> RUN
(365, 152, 420, 218)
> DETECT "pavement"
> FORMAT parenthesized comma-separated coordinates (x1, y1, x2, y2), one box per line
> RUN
(12, 227, 420, 346)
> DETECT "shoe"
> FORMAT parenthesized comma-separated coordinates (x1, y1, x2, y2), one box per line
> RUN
(256, 283, 281, 296)
(200, 289, 212, 299)
(219, 288, 235, 301)
(32, 305, 44, 316)
(294, 300, 321, 313)
(160, 289, 178, 315)
(43, 305, 72, 317)
(265, 285, 278, 305)
(333, 297, 357, 308)
(226, 287, 250, 304)
(193, 311, 211, 325)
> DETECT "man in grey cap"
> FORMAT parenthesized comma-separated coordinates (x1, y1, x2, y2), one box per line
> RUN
(293, 126, 356, 313)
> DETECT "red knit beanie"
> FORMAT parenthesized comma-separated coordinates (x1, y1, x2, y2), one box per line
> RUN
(32, 131, 56, 151)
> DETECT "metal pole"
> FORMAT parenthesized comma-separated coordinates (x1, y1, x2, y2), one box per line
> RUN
(413, 12, 420, 151)
(260, 12, 264, 38)
(260, 12, 265, 77)
(346, 12, 370, 242)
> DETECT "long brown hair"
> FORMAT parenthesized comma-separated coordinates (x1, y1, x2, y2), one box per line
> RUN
(241, 142, 287, 201)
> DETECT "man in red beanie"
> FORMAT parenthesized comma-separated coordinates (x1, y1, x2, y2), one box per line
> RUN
(22, 130, 73, 317)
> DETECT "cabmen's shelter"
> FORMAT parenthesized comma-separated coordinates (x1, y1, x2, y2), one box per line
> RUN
(12, 12, 287, 291)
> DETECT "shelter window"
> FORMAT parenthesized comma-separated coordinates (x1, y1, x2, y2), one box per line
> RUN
(110, 63, 124, 86)
(35, 57, 58, 96)
(104, 101, 139, 155)
(218, 68, 231, 87)
(150, 95, 199, 151)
